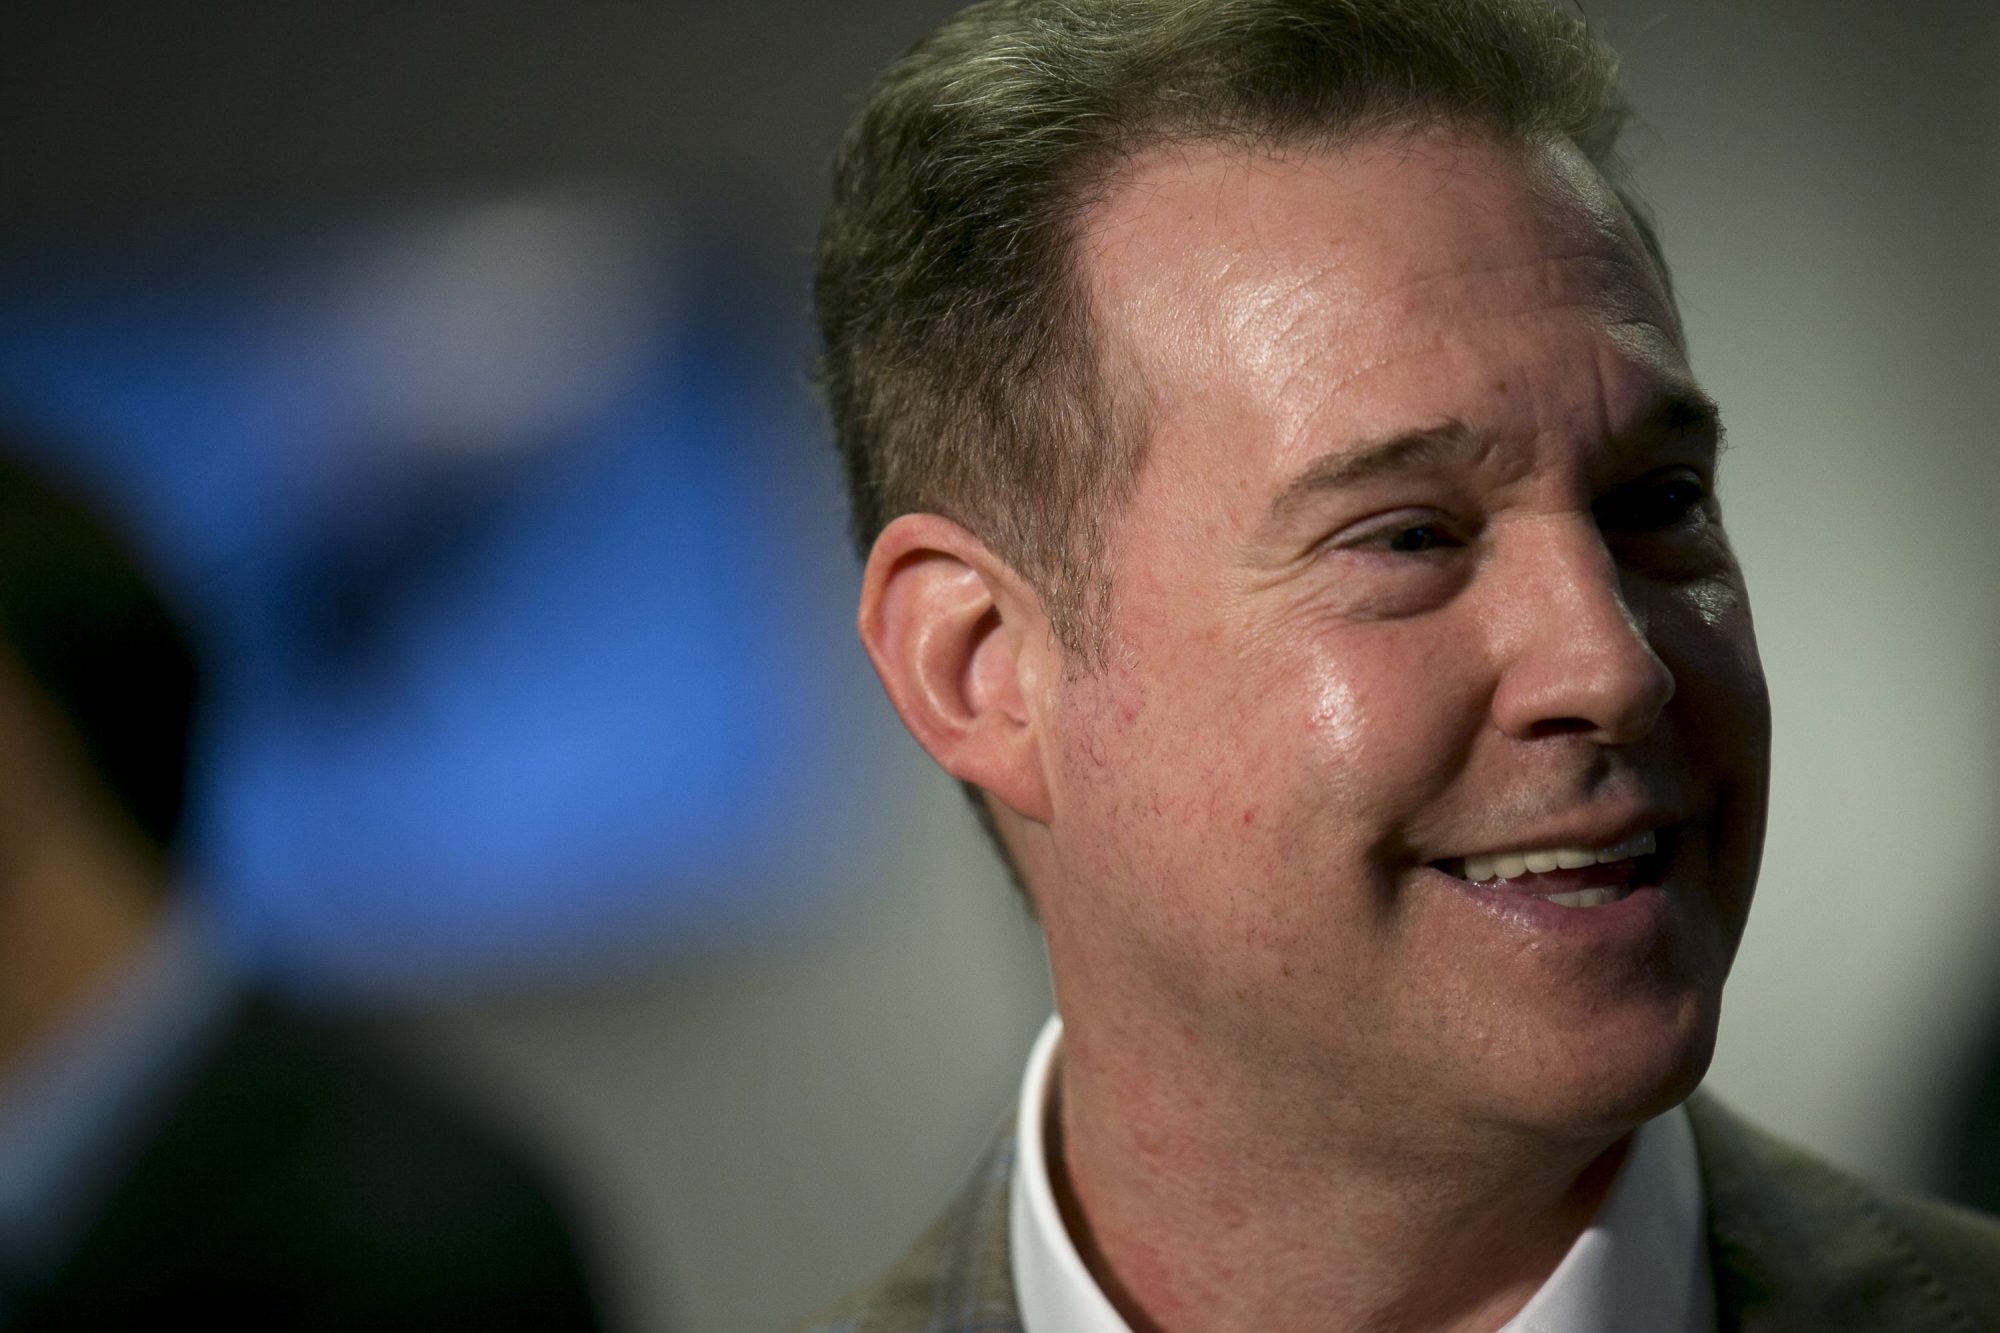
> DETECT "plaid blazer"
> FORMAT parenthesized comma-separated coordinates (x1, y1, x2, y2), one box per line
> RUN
(797, 1094, 2000, 1333)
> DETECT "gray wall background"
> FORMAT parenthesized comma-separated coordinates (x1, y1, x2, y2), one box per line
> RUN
(9, 4, 1997, 1330)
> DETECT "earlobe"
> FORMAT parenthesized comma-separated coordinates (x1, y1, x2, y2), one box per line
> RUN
(858, 514, 1055, 824)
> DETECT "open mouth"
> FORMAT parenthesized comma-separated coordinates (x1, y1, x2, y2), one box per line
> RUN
(1429, 828, 1671, 908)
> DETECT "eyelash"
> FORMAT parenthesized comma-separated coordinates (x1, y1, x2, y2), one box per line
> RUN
(1597, 469, 1710, 533)
(1330, 506, 1471, 556)
(1332, 469, 1712, 559)
(1368, 518, 1464, 554)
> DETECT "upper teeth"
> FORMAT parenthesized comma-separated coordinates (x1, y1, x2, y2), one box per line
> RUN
(1461, 831, 1656, 885)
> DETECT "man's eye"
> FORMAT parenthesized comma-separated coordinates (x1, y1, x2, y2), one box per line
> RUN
(1383, 523, 1459, 553)
(1331, 511, 1470, 560)
(1600, 470, 1709, 532)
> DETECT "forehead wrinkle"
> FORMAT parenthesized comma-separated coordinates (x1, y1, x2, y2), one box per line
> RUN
(1215, 265, 1352, 428)
(1221, 243, 1676, 408)
(1301, 295, 1659, 407)
(1224, 263, 1339, 343)
(1377, 251, 1665, 330)
(1080, 132, 1695, 511)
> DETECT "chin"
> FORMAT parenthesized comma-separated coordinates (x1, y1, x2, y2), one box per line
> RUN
(1489, 997, 1722, 1143)
(1580, 1037, 1715, 1142)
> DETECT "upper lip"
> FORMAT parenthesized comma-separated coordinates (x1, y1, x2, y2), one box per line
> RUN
(1428, 808, 1682, 865)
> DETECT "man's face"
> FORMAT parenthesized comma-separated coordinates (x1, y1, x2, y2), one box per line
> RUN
(1034, 129, 1770, 1137)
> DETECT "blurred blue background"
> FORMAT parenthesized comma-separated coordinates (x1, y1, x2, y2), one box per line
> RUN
(2, 3, 1997, 1330)
(0, 199, 870, 992)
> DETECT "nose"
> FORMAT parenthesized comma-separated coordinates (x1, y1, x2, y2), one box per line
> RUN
(1487, 522, 1675, 745)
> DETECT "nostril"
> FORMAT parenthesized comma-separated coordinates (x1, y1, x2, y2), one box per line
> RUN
(1525, 716, 1600, 740)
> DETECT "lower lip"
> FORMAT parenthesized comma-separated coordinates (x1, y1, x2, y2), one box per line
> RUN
(1425, 864, 1673, 940)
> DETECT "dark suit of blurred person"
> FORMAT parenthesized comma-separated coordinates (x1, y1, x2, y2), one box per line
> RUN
(0, 449, 604, 1330)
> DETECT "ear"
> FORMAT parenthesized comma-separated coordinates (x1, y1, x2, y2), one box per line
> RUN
(858, 513, 1055, 825)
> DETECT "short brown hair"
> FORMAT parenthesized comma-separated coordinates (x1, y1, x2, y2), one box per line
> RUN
(815, 0, 1664, 655)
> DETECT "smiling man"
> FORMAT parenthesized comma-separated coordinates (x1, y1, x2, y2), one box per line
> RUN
(805, 2, 2000, 1330)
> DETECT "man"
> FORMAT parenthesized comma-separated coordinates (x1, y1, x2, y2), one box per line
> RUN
(0, 449, 604, 1329)
(804, 1, 2000, 1330)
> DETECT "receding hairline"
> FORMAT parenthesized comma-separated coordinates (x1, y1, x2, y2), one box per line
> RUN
(818, 0, 1668, 660)
(1056, 121, 1680, 619)
(1072, 118, 1663, 320)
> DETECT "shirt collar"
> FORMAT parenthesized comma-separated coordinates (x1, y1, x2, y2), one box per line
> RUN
(1009, 1012, 1714, 1333)
(1010, 1013, 1130, 1332)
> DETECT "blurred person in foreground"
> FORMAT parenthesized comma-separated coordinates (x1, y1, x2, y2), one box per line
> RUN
(0, 447, 603, 1330)
(803, 1, 2000, 1329)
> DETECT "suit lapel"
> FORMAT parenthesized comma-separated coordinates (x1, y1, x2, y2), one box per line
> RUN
(802, 1117, 1021, 1333)
(1690, 1092, 1974, 1333)
(920, 1126, 1021, 1332)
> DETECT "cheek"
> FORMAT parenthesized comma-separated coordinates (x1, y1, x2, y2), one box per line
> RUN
(1046, 650, 1287, 930)
(1305, 669, 1366, 758)
(1656, 579, 1771, 746)
(1649, 581, 1770, 916)
(1053, 591, 1497, 862)
(1281, 627, 1494, 832)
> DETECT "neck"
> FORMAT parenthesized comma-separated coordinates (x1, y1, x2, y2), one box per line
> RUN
(0, 813, 165, 1076)
(1051, 1021, 1631, 1333)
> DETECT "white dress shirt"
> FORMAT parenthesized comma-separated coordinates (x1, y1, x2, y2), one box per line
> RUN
(1009, 1014, 1715, 1332)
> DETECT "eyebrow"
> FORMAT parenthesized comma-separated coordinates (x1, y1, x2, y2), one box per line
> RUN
(1267, 421, 1481, 525)
(1648, 389, 1727, 446)
(1266, 388, 1725, 525)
